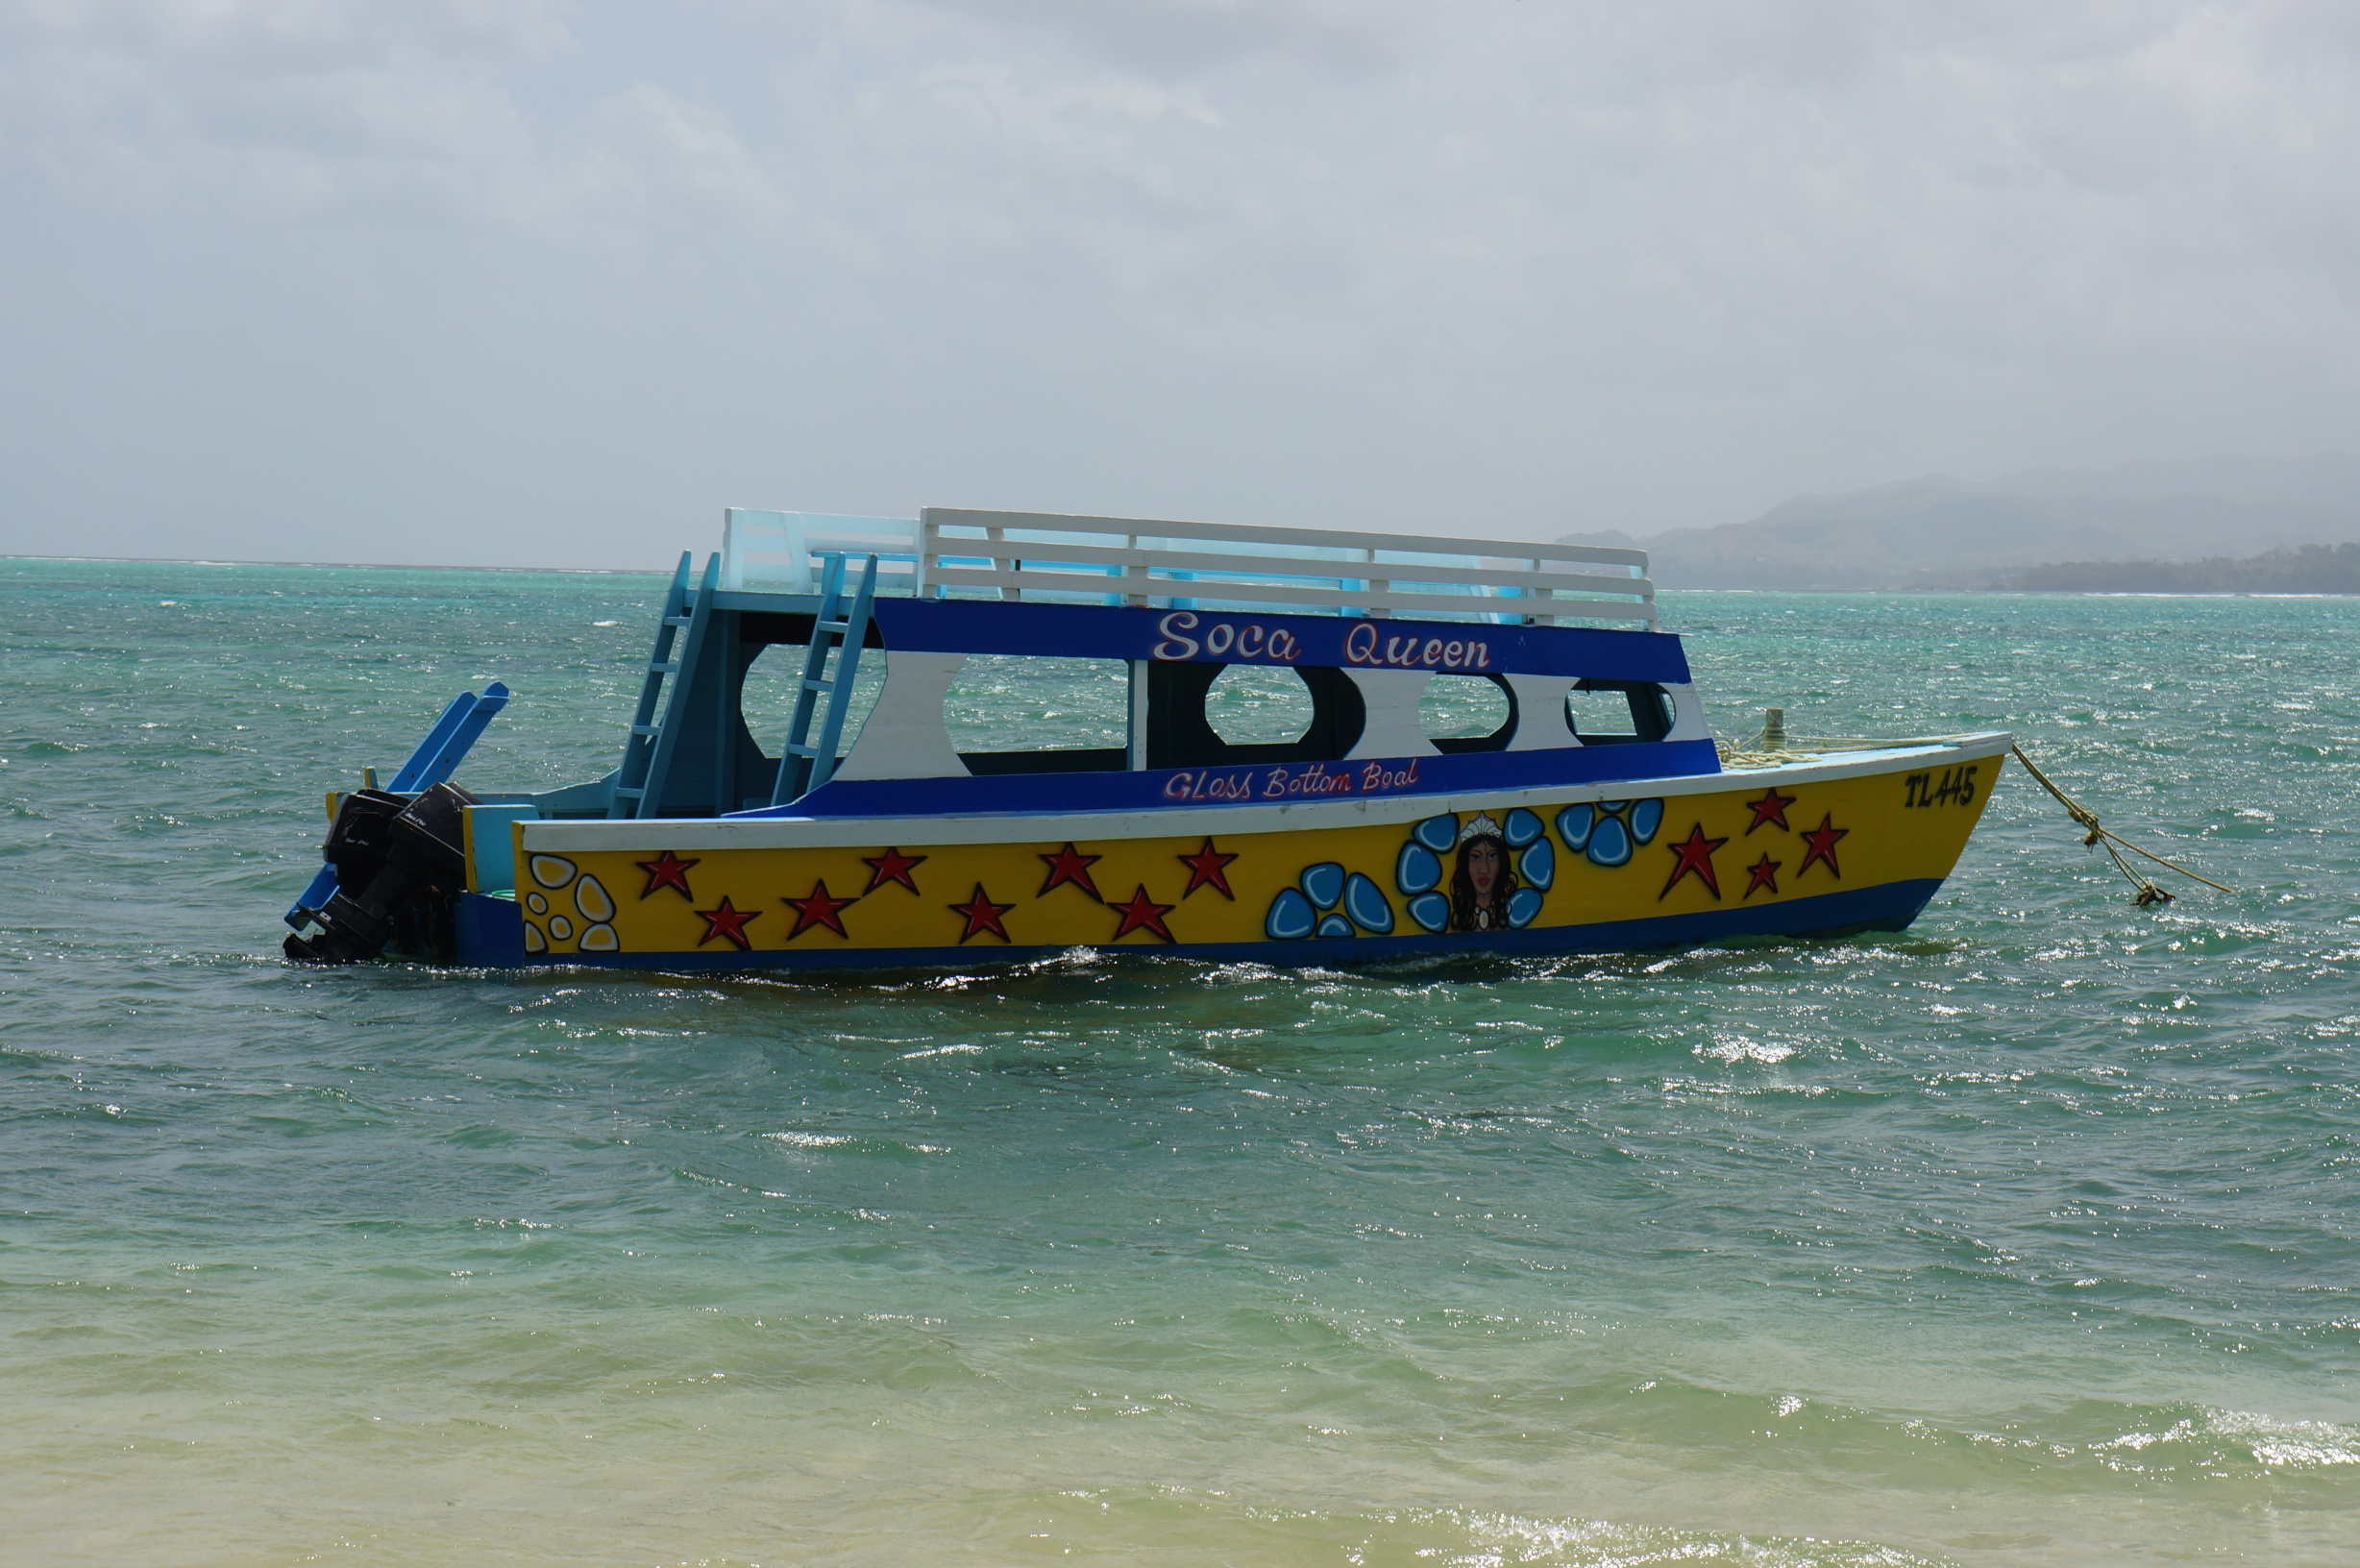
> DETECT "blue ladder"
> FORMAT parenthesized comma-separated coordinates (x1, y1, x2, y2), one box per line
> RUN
(610, 552, 719, 820)
(771, 552, 878, 805)
(284, 681, 510, 927)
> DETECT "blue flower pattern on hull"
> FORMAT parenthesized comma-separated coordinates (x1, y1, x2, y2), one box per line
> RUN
(1266, 862, 1397, 939)
(1265, 887, 1316, 941)
(1264, 796, 1666, 943)
(1342, 873, 1394, 934)
(1553, 797, 1666, 870)
(1586, 816, 1632, 867)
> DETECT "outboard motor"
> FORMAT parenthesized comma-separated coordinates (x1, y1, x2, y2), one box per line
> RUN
(284, 782, 479, 964)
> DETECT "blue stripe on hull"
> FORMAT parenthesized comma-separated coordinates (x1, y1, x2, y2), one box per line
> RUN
(767, 739, 1723, 821)
(868, 600, 1693, 682)
(455, 879, 1945, 972)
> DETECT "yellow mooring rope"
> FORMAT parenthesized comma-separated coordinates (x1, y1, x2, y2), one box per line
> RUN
(2006, 743, 2232, 906)
(1717, 710, 2228, 908)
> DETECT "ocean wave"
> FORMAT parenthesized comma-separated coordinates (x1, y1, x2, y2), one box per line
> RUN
(2096, 1408, 2360, 1470)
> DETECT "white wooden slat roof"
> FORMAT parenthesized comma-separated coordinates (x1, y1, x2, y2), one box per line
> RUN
(719, 505, 1655, 627)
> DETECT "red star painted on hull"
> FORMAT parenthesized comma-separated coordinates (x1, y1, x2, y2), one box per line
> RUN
(1744, 788, 1797, 835)
(1038, 842, 1104, 901)
(1176, 838, 1238, 900)
(695, 895, 760, 949)
(637, 849, 700, 901)
(782, 879, 854, 940)
(1659, 822, 1730, 901)
(1107, 884, 1177, 943)
(948, 884, 1015, 943)
(1797, 814, 1850, 880)
(860, 846, 926, 895)
(1742, 853, 1782, 899)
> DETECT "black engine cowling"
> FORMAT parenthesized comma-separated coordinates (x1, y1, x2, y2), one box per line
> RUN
(284, 782, 479, 964)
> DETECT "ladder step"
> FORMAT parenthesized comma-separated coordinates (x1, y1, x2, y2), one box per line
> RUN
(817, 619, 849, 633)
(649, 660, 680, 674)
(663, 615, 693, 627)
(783, 743, 821, 758)
(613, 785, 645, 798)
(630, 723, 659, 737)
(801, 677, 834, 692)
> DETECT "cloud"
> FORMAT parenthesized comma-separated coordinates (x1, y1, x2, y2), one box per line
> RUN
(0, 0, 567, 62)
(888, 0, 1406, 82)
(0, 0, 567, 217)
(2, 1, 2358, 564)
(13, 1, 2356, 317)
(577, 84, 793, 231)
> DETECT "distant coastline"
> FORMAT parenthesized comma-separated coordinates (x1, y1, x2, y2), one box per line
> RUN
(1562, 453, 2360, 590)
(1998, 541, 2360, 594)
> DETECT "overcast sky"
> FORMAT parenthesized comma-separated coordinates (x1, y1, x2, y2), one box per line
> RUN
(3, 1, 2356, 569)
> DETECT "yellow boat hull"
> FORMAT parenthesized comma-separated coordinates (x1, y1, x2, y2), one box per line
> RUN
(466, 739, 2006, 968)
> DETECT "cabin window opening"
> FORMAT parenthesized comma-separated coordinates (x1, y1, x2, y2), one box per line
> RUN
(1144, 662, 1366, 769)
(1420, 674, 1516, 753)
(1565, 679, 1674, 745)
(741, 641, 884, 761)
(1206, 664, 1317, 746)
(945, 654, 1132, 774)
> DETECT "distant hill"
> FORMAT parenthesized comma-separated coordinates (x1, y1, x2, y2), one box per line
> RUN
(2002, 542, 2360, 594)
(1564, 453, 2360, 590)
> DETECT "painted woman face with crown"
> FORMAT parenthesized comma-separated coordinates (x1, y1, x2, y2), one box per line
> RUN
(1450, 814, 1519, 932)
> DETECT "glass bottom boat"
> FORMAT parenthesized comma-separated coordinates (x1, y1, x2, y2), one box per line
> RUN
(283, 507, 2005, 969)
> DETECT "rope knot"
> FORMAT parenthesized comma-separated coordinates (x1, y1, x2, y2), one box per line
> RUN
(2008, 741, 2229, 906)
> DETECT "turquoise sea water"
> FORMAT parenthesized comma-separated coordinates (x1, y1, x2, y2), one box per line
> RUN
(4, 556, 2358, 1566)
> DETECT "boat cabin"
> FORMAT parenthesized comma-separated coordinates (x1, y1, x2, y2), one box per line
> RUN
(567, 507, 1717, 821)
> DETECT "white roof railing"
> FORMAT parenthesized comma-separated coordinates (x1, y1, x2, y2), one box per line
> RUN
(921, 508, 1654, 627)
(721, 510, 922, 593)
(720, 505, 1655, 628)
